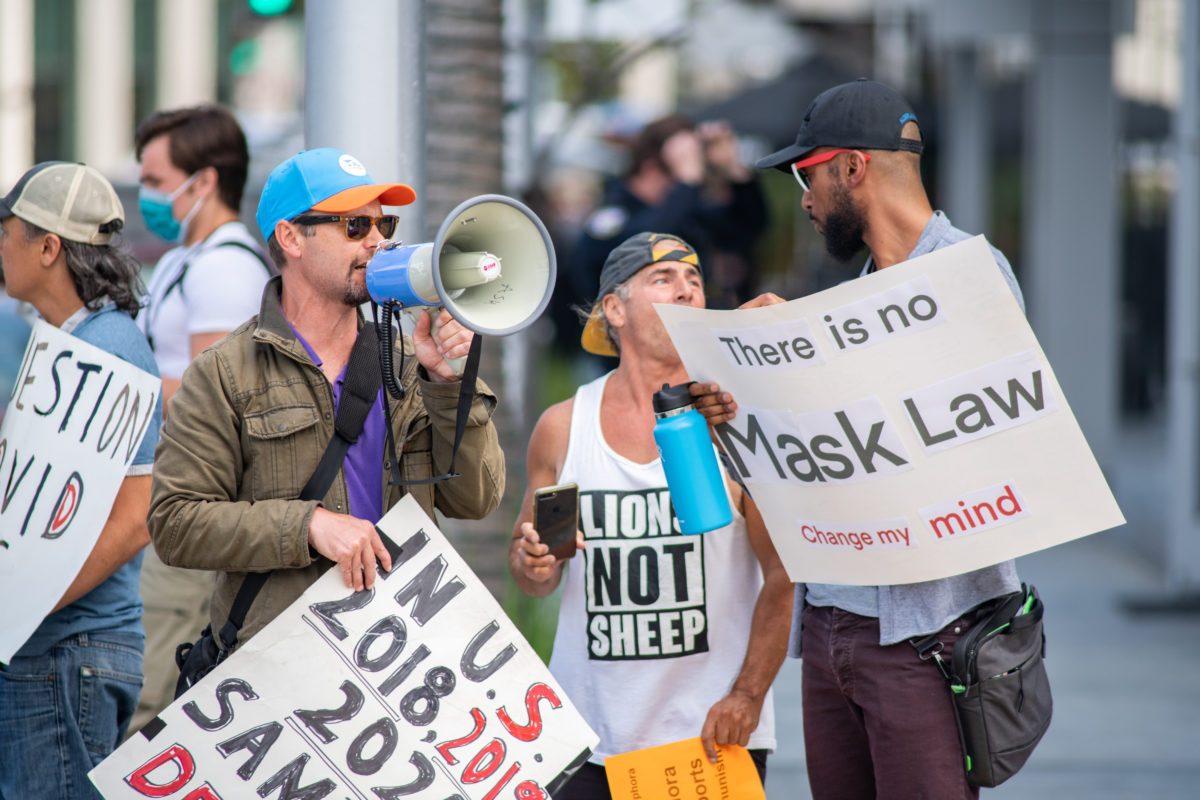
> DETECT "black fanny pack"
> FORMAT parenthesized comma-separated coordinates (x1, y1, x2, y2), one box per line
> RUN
(173, 576, 263, 697)
(910, 583, 1053, 787)
(174, 629, 223, 695)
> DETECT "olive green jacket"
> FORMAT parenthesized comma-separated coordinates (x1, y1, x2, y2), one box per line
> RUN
(148, 277, 505, 645)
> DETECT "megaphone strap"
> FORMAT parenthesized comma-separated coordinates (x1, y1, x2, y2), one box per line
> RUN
(385, 331, 484, 488)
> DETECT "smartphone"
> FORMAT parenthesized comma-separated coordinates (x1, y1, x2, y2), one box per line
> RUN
(533, 482, 579, 561)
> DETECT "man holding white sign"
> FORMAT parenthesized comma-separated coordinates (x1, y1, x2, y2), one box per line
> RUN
(0, 162, 162, 799)
(148, 149, 504, 660)
(695, 80, 1026, 799)
(90, 497, 599, 800)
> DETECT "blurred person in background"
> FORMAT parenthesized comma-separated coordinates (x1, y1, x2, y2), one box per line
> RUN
(135, 104, 271, 407)
(129, 103, 272, 733)
(0, 162, 161, 799)
(571, 114, 768, 317)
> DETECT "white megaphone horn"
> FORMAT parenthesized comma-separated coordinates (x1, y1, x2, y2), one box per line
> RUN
(365, 194, 556, 337)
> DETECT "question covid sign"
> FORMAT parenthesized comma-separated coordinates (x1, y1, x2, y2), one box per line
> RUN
(657, 236, 1124, 585)
(0, 319, 160, 663)
(89, 496, 599, 800)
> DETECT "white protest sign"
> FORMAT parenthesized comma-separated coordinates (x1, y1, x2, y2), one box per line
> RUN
(0, 319, 160, 662)
(90, 495, 599, 800)
(656, 236, 1124, 585)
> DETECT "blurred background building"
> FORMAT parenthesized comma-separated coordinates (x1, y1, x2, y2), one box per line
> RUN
(0, 0, 1195, 610)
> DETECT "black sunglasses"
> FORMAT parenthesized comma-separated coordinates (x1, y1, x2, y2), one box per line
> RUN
(292, 214, 399, 241)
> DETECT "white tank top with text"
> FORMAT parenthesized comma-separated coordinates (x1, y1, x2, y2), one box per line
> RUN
(548, 372, 777, 763)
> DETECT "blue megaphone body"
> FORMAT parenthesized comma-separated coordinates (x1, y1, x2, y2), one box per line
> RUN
(366, 242, 501, 308)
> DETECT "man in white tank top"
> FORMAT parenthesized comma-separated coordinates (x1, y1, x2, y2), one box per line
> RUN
(509, 232, 793, 799)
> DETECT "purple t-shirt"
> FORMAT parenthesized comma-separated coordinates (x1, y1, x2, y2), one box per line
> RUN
(288, 321, 386, 523)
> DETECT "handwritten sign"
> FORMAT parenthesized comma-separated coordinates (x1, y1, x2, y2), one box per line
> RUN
(656, 236, 1124, 585)
(0, 320, 160, 662)
(604, 738, 764, 800)
(89, 495, 599, 799)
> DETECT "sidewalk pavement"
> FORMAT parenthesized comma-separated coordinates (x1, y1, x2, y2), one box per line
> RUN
(763, 461, 1200, 799)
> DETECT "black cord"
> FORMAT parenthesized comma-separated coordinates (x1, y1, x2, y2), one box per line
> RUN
(374, 300, 406, 400)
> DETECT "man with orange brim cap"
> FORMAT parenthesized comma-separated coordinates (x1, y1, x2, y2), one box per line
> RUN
(148, 148, 505, 657)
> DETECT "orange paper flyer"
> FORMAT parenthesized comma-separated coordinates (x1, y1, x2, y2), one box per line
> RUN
(603, 737, 766, 800)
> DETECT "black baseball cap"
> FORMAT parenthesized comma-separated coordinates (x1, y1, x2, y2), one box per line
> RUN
(757, 79, 924, 172)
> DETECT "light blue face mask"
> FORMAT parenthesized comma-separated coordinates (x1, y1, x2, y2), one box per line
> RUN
(138, 173, 202, 243)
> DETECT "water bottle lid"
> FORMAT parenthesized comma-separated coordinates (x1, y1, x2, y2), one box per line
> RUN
(652, 381, 696, 414)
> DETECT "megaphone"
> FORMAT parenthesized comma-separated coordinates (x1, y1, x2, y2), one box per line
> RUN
(365, 194, 556, 336)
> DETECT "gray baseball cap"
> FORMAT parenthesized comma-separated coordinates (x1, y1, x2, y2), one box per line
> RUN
(0, 162, 125, 245)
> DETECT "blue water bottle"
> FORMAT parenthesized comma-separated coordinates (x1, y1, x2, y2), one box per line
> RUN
(652, 382, 733, 535)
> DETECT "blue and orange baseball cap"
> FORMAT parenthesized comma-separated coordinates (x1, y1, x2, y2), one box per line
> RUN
(580, 231, 701, 357)
(255, 147, 416, 241)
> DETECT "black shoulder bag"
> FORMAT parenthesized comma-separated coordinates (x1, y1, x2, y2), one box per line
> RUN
(909, 583, 1053, 787)
(173, 322, 382, 698)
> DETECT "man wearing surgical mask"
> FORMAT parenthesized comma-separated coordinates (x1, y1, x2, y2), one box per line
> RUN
(130, 103, 271, 735)
(136, 103, 272, 410)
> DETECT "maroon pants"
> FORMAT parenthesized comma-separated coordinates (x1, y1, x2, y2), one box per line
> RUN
(801, 604, 979, 800)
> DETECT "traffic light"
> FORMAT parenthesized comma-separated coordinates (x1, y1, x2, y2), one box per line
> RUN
(247, 0, 293, 15)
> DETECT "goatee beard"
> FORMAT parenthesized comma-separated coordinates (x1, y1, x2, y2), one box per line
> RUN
(823, 183, 867, 263)
(343, 285, 370, 307)
(344, 265, 371, 307)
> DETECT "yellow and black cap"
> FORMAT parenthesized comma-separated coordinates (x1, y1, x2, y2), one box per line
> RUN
(580, 231, 700, 357)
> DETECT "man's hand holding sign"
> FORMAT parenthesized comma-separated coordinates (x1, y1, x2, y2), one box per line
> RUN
(90, 497, 599, 799)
